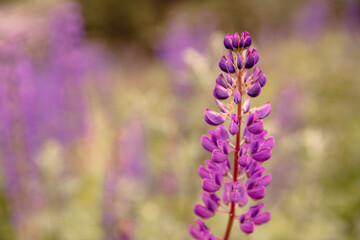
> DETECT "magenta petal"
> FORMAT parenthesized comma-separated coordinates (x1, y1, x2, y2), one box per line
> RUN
(252, 147, 271, 162)
(224, 33, 233, 50)
(234, 89, 241, 105)
(247, 82, 261, 97)
(213, 83, 230, 100)
(211, 149, 228, 163)
(262, 136, 275, 149)
(249, 203, 265, 217)
(242, 96, 250, 113)
(216, 74, 227, 88)
(247, 121, 264, 134)
(258, 71, 267, 87)
(215, 99, 228, 113)
(198, 166, 211, 179)
(240, 221, 255, 234)
(237, 53, 243, 69)
(253, 211, 271, 225)
(232, 32, 240, 49)
(258, 102, 271, 119)
(202, 178, 220, 193)
(189, 225, 202, 240)
(204, 109, 225, 126)
(194, 204, 214, 219)
(260, 173, 272, 186)
(238, 154, 250, 167)
(226, 58, 236, 73)
(218, 124, 229, 140)
(200, 135, 217, 152)
(247, 186, 266, 200)
(246, 112, 261, 126)
(219, 56, 228, 73)
(229, 120, 239, 135)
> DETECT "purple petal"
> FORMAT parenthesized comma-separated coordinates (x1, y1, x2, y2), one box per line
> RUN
(246, 111, 261, 126)
(247, 82, 261, 97)
(229, 120, 239, 135)
(215, 99, 228, 113)
(224, 33, 233, 50)
(249, 203, 265, 217)
(262, 136, 275, 149)
(204, 109, 225, 126)
(249, 140, 262, 154)
(205, 160, 219, 171)
(237, 53, 243, 69)
(232, 32, 240, 49)
(194, 204, 214, 219)
(252, 49, 259, 64)
(227, 51, 234, 63)
(252, 147, 271, 162)
(189, 225, 202, 240)
(247, 121, 264, 134)
(245, 51, 255, 69)
(218, 124, 229, 140)
(202, 193, 218, 212)
(258, 71, 267, 87)
(198, 166, 211, 179)
(242, 96, 250, 113)
(226, 74, 233, 86)
(213, 83, 230, 100)
(260, 173, 272, 186)
(242, 31, 252, 48)
(247, 186, 266, 200)
(240, 221, 255, 234)
(200, 135, 217, 152)
(253, 211, 271, 225)
(217, 140, 230, 154)
(219, 56, 228, 73)
(258, 102, 271, 119)
(202, 179, 220, 193)
(234, 89, 241, 105)
(226, 58, 236, 73)
(238, 154, 250, 167)
(211, 149, 229, 163)
(196, 218, 209, 232)
(216, 74, 228, 88)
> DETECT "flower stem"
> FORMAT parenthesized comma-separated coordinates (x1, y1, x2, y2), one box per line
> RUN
(223, 68, 243, 240)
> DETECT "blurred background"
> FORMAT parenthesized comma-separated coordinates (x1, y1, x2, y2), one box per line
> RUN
(0, 0, 359, 239)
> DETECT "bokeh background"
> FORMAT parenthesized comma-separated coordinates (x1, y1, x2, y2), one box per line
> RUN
(0, 0, 359, 239)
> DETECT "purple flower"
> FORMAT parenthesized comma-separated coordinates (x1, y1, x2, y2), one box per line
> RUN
(190, 32, 274, 239)
(239, 203, 271, 234)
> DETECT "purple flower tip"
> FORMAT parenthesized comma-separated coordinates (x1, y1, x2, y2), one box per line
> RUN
(252, 147, 271, 162)
(240, 222, 255, 234)
(247, 82, 261, 97)
(229, 120, 240, 135)
(200, 135, 217, 152)
(204, 109, 225, 126)
(258, 102, 271, 119)
(202, 178, 220, 193)
(213, 83, 230, 100)
(234, 89, 241, 105)
(242, 96, 250, 113)
(219, 56, 228, 73)
(211, 149, 229, 163)
(194, 204, 214, 219)
(237, 53, 243, 69)
(224, 33, 233, 50)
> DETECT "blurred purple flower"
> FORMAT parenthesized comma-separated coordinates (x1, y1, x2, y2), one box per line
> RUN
(156, 11, 217, 96)
(102, 120, 147, 240)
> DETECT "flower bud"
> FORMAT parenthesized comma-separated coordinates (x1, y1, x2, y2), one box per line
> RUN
(242, 96, 250, 113)
(213, 83, 230, 100)
(223, 33, 233, 50)
(211, 149, 229, 163)
(234, 89, 241, 104)
(229, 120, 239, 135)
(204, 109, 225, 126)
(194, 204, 214, 218)
(202, 179, 220, 193)
(226, 58, 236, 73)
(257, 102, 271, 119)
(252, 147, 271, 162)
(215, 99, 228, 113)
(240, 31, 252, 48)
(216, 74, 227, 88)
(247, 82, 261, 97)
(218, 56, 228, 73)
(200, 135, 217, 152)
(232, 32, 240, 49)
(237, 53, 243, 69)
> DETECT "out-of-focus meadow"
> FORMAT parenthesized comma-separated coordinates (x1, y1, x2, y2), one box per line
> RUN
(0, 0, 359, 239)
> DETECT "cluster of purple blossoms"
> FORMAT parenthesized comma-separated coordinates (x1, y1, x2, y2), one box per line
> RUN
(190, 32, 274, 239)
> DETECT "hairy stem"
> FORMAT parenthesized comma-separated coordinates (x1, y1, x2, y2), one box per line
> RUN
(223, 68, 242, 240)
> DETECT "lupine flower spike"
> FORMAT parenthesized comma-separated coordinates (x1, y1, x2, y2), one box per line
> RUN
(190, 31, 274, 240)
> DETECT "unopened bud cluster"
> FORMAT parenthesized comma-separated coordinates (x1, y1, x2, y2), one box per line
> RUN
(190, 32, 274, 239)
